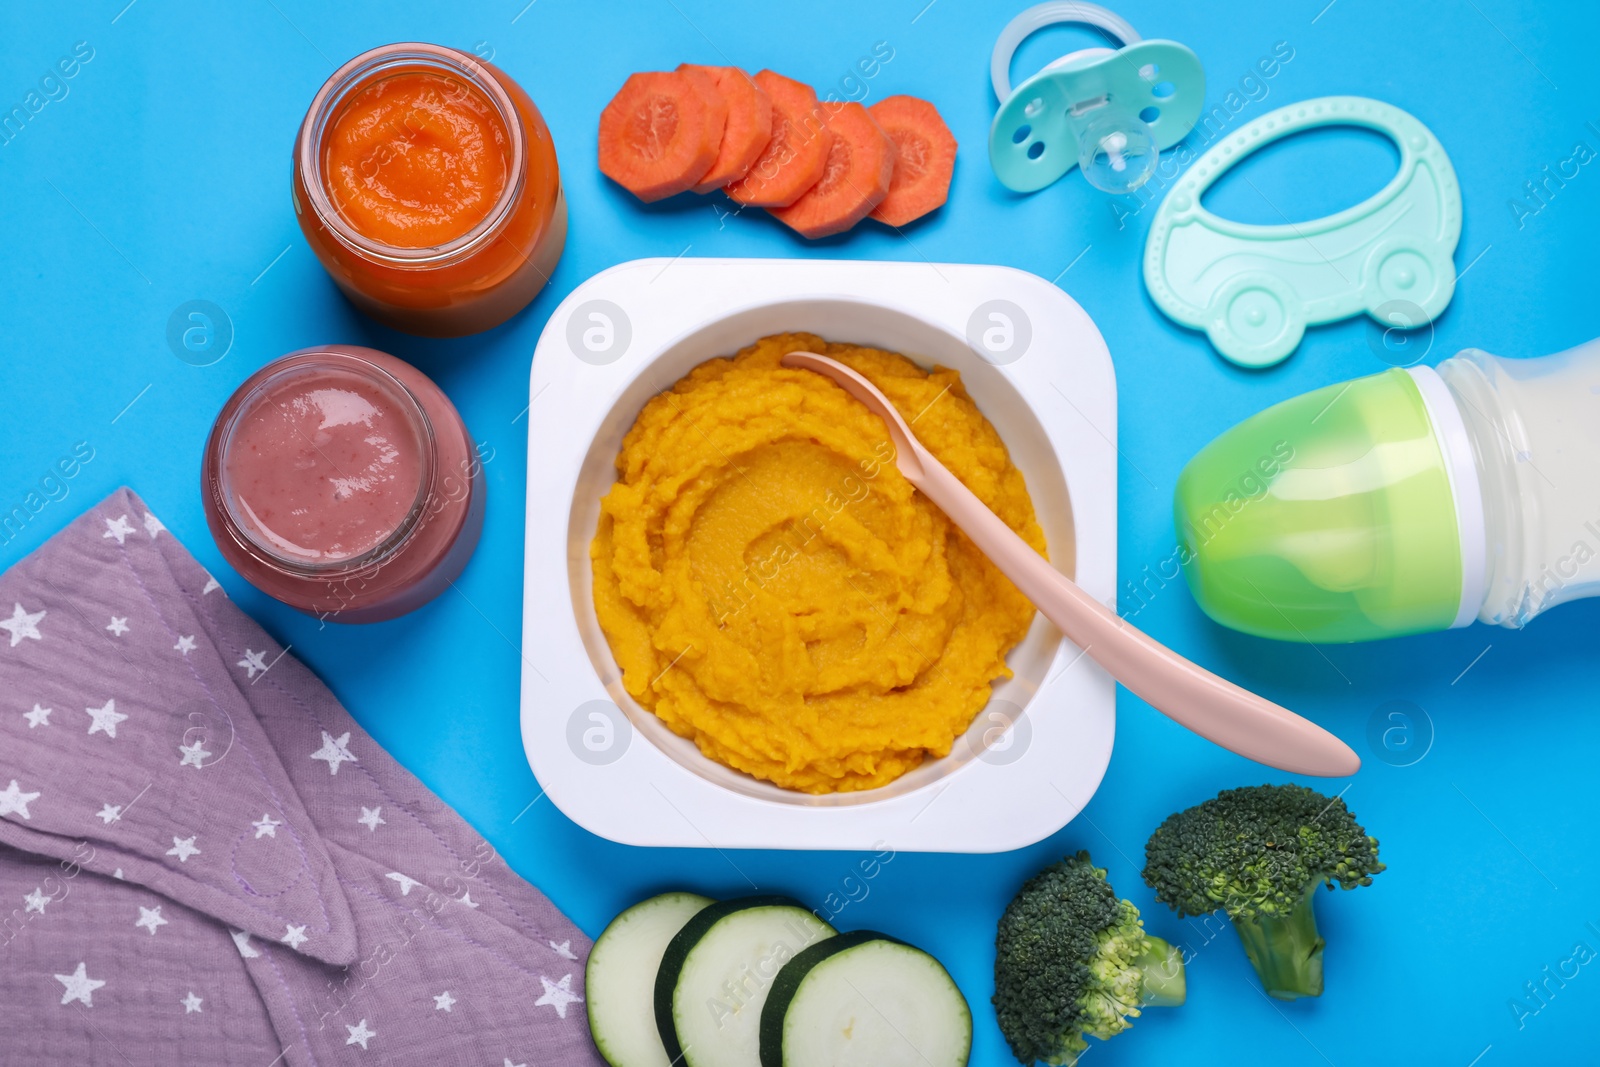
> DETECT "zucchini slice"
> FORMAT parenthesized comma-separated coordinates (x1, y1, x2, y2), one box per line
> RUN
(758, 931, 971, 1066)
(655, 896, 836, 1067)
(588, 892, 715, 1067)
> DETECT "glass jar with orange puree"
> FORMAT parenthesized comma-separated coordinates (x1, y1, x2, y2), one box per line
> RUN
(293, 43, 565, 337)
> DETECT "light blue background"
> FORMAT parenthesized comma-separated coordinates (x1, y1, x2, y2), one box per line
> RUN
(3, 1, 1598, 1063)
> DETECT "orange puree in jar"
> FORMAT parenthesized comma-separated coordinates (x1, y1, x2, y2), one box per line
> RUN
(293, 43, 566, 338)
(321, 71, 511, 248)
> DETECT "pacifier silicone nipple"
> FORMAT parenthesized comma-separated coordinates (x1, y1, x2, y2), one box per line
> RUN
(1078, 111, 1157, 194)
(988, 2, 1204, 195)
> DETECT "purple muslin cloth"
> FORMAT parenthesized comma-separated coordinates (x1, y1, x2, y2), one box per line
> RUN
(0, 488, 604, 1066)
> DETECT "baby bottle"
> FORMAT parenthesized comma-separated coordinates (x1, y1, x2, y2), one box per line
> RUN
(1174, 337, 1600, 642)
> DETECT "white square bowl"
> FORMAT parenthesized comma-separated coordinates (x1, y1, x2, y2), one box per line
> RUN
(520, 257, 1116, 853)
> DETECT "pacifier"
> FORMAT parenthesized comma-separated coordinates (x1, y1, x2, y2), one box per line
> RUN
(988, 1, 1205, 195)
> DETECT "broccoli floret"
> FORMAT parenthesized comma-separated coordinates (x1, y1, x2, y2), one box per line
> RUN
(994, 851, 1185, 1065)
(1142, 783, 1384, 1000)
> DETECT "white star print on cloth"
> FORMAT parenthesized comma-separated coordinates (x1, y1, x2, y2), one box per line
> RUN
(177, 739, 211, 769)
(201, 576, 221, 595)
(345, 1019, 377, 1050)
(230, 929, 260, 959)
(165, 835, 201, 863)
(0, 490, 610, 1064)
(0, 780, 40, 820)
(310, 730, 357, 775)
(533, 974, 583, 1019)
(85, 699, 127, 739)
(550, 940, 578, 961)
(143, 512, 165, 539)
(385, 872, 420, 897)
(102, 515, 136, 545)
(1, 602, 45, 647)
(55, 963, 105, 1007)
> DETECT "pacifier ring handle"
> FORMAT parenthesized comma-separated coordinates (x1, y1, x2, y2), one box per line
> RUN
(991, 1, 1141, 101)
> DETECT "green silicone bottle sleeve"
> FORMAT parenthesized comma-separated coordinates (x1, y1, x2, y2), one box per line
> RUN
(1174, 368, 1466, 643)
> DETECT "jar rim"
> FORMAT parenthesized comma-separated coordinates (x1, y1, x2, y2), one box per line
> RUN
(295, 42, 527, 267)
(214, 350, 438, 576)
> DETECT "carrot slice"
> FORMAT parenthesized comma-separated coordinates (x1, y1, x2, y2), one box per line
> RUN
(724, 71, 833, 208)
(867, 95, 957, 228)
(768, 101, 896, 239)
(679, 65, 773, 194)
(598, 70, 727, 202)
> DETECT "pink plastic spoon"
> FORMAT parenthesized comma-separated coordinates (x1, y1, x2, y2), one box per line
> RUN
(782, 351, 1360, 777)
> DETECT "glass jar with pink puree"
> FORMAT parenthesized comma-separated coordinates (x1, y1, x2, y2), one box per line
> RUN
(202, 346, 484, 623)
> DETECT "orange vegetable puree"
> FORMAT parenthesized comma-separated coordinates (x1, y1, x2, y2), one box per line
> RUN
(321, 70, 511, 248)
(591, 333, 1045, 794)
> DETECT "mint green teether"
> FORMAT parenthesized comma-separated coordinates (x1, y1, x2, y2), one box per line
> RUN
(989, 3, 1205, 195)
(1143, 96, 1462, 368)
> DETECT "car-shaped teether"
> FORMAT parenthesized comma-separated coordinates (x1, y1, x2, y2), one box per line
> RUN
(1143, 97, 1462, 368)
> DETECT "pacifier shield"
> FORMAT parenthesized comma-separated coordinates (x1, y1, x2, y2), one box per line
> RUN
(988, 1, 1205, 195)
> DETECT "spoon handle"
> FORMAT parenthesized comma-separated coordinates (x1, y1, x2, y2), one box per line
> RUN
(914, 454, 1360, 777)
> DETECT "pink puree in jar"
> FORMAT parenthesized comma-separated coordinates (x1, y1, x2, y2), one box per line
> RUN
(203, 346, 484, 622)
(225, 370, 423, 563)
